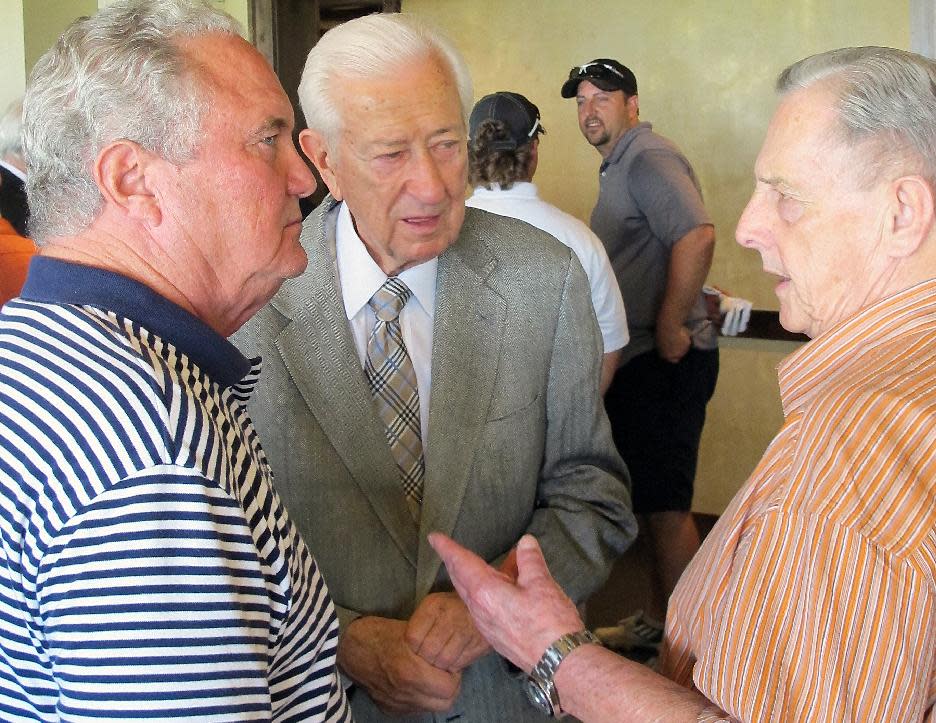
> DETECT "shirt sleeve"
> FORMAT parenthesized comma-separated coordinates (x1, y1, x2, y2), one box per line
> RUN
(678, 389, 936, 723)
(579, 226, 630, 353)
(692, 508, 936, 722)
(525, 251, 638, 601)
(35, 468, 285, 721)
(628, 148, 711, 247)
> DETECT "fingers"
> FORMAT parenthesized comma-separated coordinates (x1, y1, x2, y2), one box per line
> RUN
(406, 594, 470, 669)
(656, 324, 691, 363)
(372, 663, 462, 714)
(338, 615, 462, 714)
(738, 300, 751, 332)
(405, 595, 440, 653)
(719, 297, 753, 336)
(428, 532, 505, 601)
(407, 581, 492, 672)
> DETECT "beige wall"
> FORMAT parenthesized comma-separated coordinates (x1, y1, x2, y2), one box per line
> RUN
(0, 3, 26, 111)
(210, 0, 250, 34)
(404, 0, 911, 513)
(23, 0, 97, 75)
(4, 0, 253, 112)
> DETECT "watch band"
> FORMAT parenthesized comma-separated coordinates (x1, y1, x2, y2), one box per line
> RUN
(526, 629, 601, 718)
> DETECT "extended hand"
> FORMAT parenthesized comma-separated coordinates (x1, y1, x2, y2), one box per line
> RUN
(338, 615, 461, 715)
(406, 591, 491, 672)
(428, 533, 583, 673)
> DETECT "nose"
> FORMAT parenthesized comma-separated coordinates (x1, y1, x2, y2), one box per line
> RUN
(735, 190, 765, 250)
(406, 148, 447, 205)
(286, 141, 317, 198)
(579, 96, 597, 118)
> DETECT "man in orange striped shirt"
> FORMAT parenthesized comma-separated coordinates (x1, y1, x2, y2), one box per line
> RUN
(430, 45, 936, 722)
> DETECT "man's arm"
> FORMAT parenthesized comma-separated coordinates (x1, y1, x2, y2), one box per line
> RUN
(39, 471, 348, 720)
(655, 224, 715, 363)
(527, 253, 637, 602)
(580, 225, 628, 393)
(430, 533, 730, 723)
(600, 348, 622, 395)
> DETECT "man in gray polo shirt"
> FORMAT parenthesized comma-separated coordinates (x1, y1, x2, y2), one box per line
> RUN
(561, 59, 718, 654)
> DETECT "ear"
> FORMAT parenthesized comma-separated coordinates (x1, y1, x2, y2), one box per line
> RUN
(626, 93, 640, 119)
(299, 128, 343, 201)
(93, 140, 161, 226)
(886, 175, 935, 258)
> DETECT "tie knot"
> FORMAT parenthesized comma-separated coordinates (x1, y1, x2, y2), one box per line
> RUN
(369, 277, 412, 322)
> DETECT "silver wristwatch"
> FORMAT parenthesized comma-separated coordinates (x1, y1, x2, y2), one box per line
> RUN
(524, 629, 601, 718)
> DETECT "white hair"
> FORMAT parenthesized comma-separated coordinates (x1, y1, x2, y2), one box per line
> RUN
(297, 13, 473, 145)
(778, 46, 936, 188)
(23, 0, 240, 244)
(0, 98, 23, 164)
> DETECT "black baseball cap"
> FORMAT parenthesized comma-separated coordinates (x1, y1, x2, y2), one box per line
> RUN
(560, 59, 638, 98)
(468, 91, 545, 151)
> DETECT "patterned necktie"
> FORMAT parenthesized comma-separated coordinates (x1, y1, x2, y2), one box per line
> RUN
(365, 277, 425, 507)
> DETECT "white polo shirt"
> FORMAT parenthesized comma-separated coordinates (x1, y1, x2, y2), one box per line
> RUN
(467, 182, 629, 353)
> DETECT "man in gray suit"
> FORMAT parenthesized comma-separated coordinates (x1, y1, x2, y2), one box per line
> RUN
(235, 13, 636, 723)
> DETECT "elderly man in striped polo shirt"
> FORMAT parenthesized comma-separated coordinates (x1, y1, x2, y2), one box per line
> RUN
(431, 45, 936, 722)
(0, 1, 351, 721)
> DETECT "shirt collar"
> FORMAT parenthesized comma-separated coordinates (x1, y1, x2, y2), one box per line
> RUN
(469, 181, 540, 201)
(0, 159, 25, 182)
(601, 121, 652, 171)
(19, 256, 250, 388)
(335, 200, 437, 319)
(778, 277, 936, 415)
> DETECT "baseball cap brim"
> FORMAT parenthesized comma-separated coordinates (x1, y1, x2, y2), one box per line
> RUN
(560, 74, 622, 98)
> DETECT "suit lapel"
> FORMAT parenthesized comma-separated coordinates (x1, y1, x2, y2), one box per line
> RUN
(416, 216, 506, 596)
(271, 198, 418, 566)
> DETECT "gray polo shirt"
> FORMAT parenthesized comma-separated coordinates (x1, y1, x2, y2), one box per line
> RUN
(590, 121, 716, 364)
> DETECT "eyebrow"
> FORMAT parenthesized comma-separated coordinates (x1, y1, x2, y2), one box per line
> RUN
(757, 175, 795, 190)
(369, 126, 464, 150)
(249, 116, 290, 139)
(577, 90, 609, 99)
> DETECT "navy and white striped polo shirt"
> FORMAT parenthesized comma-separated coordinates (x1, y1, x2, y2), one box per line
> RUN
(0, 258, 351, 722)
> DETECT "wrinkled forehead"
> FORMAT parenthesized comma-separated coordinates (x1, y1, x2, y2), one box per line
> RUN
(183, 33, 286, 103)
(336, 54, 464, 130)
(758, 86, 845, 169)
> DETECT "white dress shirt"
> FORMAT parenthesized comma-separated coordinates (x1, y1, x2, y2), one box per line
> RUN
(335, 201, 436, 445)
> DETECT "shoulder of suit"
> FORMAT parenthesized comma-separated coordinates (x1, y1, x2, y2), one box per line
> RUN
(460, 206, 572, 266)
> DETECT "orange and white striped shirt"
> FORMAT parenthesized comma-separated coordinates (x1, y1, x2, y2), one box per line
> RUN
(662, 279, 936, 722)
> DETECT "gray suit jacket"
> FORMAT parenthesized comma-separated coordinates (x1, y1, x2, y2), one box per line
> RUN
(235, 197, 636, 723)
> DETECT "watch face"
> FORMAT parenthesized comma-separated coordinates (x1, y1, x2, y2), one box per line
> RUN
(524, 677, 554, 716)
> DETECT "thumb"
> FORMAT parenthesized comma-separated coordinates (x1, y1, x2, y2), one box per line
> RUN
(515, 534, 551, 587)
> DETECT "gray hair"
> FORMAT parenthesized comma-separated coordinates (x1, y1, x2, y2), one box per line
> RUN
(0, 98, 24, 164)
(298, 13, 473, 145)
(24, 0, 240, 244)
(777, 46, 936, 188)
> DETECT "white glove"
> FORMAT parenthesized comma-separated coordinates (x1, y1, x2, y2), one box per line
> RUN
(719, 295, 752, 336)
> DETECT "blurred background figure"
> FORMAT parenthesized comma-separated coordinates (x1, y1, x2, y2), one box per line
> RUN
(466, 91, 629, 394)
(562, 59, 718, 653)
(0, 98, 28, 236)
(0, 179, 34, 306)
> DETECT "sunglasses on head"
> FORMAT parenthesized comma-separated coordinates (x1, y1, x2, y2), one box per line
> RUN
(568, 62, 625, 80)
